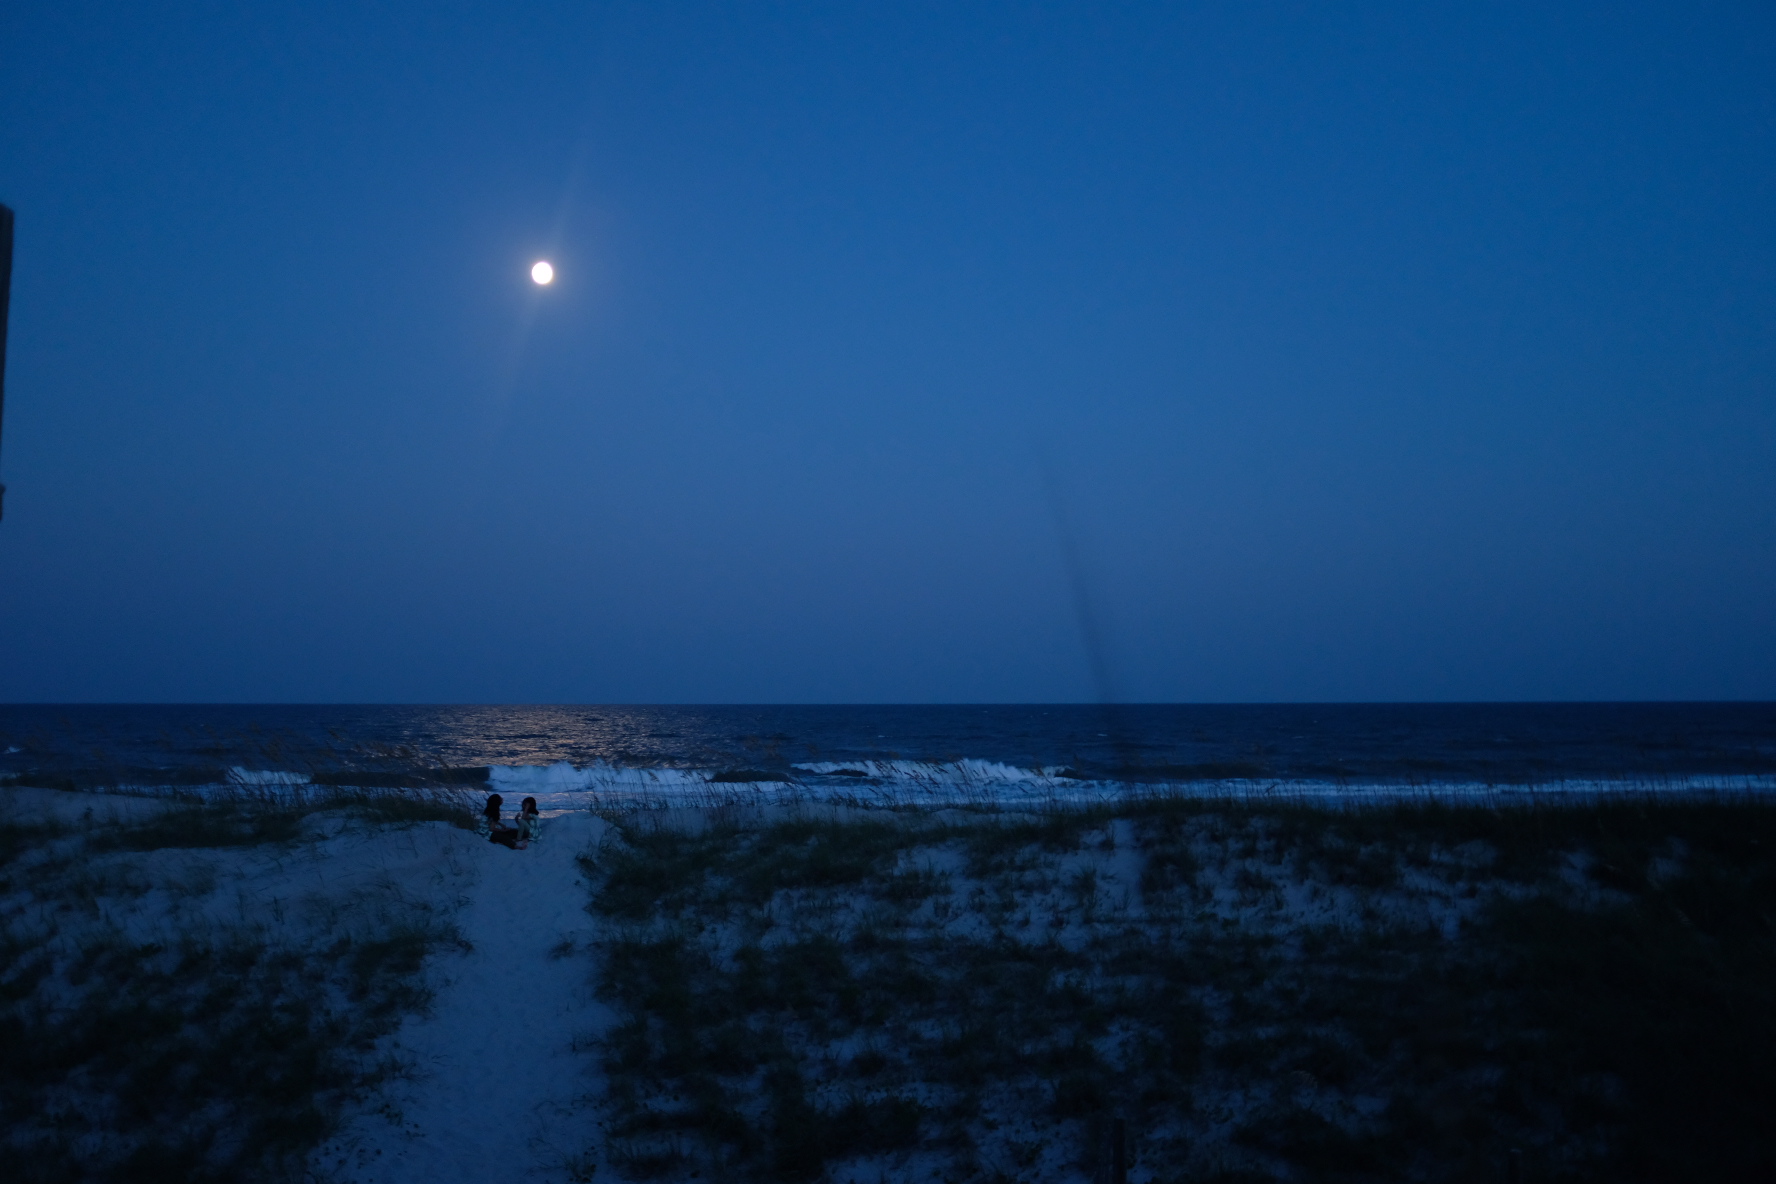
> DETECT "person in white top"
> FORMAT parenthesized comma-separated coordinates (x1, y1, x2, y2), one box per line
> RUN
(515, 796, 542, 848)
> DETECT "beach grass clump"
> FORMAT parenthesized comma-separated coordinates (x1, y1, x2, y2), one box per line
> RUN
(342, 789, 478, 830)
(0, 795, 469, 1183)
(577, 798, 1776, 1183)
(54, 784, 474, 856)
(84, 802, 315, 852)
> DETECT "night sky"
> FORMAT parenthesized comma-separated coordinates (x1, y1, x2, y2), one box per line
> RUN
(1, 3, 1772, 703)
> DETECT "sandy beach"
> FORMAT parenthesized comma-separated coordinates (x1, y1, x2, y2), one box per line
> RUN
(4, 786, 1773, 1182)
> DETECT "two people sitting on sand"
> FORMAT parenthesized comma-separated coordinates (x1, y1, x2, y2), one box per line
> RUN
(483, 794, 542, 850)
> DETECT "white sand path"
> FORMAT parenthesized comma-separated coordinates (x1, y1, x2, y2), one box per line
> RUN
(317, 811, 615, 1184)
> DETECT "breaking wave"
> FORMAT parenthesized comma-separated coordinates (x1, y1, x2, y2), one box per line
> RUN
(68, 760, 1774, 815)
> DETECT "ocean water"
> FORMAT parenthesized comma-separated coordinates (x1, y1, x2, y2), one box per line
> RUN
(3, 702, 1774, 811)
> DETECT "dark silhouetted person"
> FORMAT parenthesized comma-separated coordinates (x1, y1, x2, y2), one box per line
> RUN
(484, 793, 518, 849)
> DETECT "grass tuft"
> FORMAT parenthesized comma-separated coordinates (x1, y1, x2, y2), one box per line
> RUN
(572, 798, 1776, 1183)
(0, 793, 468, 1181)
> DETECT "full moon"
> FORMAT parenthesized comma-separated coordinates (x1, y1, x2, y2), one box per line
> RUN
(530, 261, 554, 285)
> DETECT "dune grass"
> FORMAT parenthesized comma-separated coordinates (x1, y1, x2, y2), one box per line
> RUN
(575, 797, 1776, 1183)
(0, 790, 472, 1183)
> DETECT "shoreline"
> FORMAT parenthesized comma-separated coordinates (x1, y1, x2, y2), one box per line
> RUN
(8, 766, 1776, 816)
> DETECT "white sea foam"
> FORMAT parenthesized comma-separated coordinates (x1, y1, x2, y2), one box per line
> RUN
(70, 761, 1776, 812)
(487, 763, 1776, 811)
(486, 760, 771, 812)
(226, 767, 312, 786)
(794, 759, 1060, 784)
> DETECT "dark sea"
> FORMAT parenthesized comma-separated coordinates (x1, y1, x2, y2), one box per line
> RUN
(3, 703, 1774, 810)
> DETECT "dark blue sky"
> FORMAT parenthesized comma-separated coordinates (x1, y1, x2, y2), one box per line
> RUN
(2, 2, 1772, 703)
